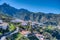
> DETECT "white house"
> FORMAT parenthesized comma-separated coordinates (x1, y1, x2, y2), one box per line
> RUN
(35, 33, 44, 40)
(11, 19, 24, 23)
(11, 19, 28, 26)
(0, 20, 3, 24)
(0, 22, 8, 30)
(0, 36, 7, 40)
(21, 22, 27, 26)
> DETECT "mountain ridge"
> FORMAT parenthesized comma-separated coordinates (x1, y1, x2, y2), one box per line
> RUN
(0, 3, 60, 26)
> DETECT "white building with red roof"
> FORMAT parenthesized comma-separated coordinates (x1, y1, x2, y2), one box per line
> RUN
(20, 30, 31, 37)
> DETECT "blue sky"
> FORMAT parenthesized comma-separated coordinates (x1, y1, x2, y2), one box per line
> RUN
(0, 0, 60, 14)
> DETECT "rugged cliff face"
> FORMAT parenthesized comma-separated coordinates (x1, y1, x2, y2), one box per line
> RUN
(0, 3, 60, 26)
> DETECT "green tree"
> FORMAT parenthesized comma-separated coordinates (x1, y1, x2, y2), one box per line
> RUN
(12, 33, 29, 40)
(0, 32, 2, 35)
(9, 23, 16, 32)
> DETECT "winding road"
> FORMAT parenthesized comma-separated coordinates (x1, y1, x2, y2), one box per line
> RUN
(0, 27, 19, 40)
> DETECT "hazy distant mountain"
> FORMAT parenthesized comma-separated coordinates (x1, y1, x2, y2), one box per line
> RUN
(0, 3, 60, 26)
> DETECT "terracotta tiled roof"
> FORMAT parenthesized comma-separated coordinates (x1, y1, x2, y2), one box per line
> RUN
(20, 30, 31, 35)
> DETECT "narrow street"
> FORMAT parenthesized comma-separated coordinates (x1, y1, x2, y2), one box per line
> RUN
(0, 27, 19, 40)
